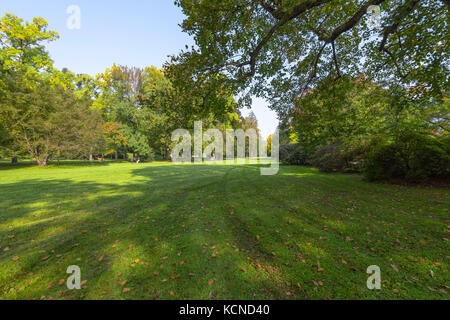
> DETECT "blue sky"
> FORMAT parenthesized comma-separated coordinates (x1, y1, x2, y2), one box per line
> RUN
(0, 0, 278, 137)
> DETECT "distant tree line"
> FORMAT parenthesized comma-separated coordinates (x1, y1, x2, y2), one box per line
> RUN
(0, 14, 259, 166)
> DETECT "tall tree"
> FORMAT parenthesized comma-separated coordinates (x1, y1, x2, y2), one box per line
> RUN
(1, 76, 103, 166)
(0, 13, 60, 163)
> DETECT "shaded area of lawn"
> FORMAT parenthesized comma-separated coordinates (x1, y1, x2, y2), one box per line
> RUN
(0, 163, 448, 299)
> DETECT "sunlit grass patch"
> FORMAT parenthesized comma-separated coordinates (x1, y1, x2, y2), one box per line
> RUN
(0, 162, 448, 299)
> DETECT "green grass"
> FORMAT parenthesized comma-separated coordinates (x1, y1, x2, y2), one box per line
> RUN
(0, 162, 448, 300)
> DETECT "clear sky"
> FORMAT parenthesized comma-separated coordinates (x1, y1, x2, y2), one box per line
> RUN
(0, 0, 278, 137)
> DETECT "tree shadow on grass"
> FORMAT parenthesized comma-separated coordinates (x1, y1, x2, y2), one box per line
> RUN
(0, 164, 448, 299)
(1, 164, 284, 299)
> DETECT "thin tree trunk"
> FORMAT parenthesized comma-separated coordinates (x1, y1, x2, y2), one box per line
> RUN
(11, 156, 18, 164)
(115, 150, 118, 160)
(89, 154, 93, 161)
(37, 154, 49, 167)
(164, 148, 169, 160)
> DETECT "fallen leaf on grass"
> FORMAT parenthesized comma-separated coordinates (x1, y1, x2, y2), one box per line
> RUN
(312, 280, 323, 287)
(317, 261, 324, 272)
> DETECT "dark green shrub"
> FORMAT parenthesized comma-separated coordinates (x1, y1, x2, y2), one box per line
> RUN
(362, 143, 406, 181)
(363, 132, 450, 182)
(310, 140, 369, 173)
(310, 142, 346, 172)
(279, 143, 309, 165)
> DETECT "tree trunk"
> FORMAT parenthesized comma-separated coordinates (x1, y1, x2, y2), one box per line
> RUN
(115, 150, 118, 160)
(164, 148, 169, 161)
(11, 156, 18, 164)
(37, 155, 49, 167)
(89, 154, 93, 161)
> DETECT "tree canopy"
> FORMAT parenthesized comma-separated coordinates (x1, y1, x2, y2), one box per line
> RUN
(173, 0, 449, 114)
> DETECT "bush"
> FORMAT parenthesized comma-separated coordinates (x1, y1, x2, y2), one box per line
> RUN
(363, 132, 450, 182)
(310, 142, 346, 172)
(279, 143, 309, 165)
(310, 140, 368, 173)
(362, 143, 406, 181)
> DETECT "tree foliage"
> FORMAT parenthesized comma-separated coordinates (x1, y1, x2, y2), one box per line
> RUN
(174, 0, 449, 114)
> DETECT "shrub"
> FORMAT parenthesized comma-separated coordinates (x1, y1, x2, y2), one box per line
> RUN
(310, 140, 368, 173)
(279, 143, 309, 165)
(310, 142, 346, 172)
(362, 143, 406, 181)
(363, 132, 450, 182)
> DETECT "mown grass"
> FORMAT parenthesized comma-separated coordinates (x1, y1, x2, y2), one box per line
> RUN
(0, 162, 448, 300)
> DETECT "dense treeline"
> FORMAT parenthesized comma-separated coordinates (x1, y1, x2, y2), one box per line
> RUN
(0, 14, 258, 165)
(279, 76, 449, 182)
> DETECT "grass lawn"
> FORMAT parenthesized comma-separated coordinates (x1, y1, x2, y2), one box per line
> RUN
(0, 162, 448, 300)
